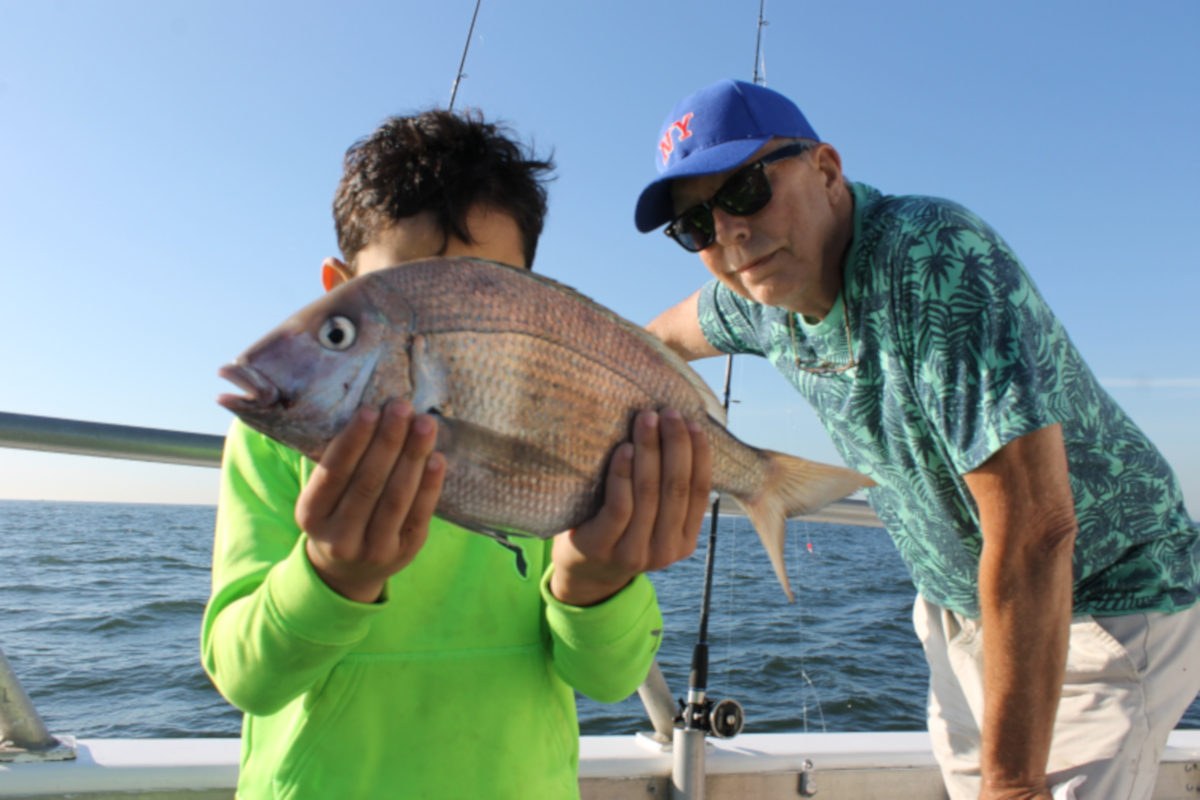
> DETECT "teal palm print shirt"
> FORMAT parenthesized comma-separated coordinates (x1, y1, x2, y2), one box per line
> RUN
(698, 182, 1199, 619)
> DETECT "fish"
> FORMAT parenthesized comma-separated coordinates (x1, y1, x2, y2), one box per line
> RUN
(217, 257, 873, 600)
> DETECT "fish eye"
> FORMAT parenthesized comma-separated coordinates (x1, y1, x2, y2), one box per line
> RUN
(317, 316, 357, 351)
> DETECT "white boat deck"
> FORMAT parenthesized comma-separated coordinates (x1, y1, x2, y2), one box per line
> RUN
(3, 731, 1198, 799)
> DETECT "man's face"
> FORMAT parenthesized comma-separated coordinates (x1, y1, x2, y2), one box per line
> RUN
(670, 140, 846, 316)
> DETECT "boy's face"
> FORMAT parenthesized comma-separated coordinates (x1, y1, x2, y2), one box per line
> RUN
(323, 206, 527, 292)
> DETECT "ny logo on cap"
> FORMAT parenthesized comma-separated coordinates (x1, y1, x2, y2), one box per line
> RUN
(659, 112, 694, 165)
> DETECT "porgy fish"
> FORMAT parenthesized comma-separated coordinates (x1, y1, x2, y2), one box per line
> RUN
(218, 257, 872, 600)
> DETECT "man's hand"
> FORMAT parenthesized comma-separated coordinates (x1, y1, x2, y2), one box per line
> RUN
(296, 401, 445, 604)
(550, 408, 712, 606)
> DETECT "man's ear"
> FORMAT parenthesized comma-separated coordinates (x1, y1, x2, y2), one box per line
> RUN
(813, 143, 845, 193)
(321, 257, 353, 293)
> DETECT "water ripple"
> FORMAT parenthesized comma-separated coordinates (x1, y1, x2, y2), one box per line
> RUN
(0, 500, 1196, 739)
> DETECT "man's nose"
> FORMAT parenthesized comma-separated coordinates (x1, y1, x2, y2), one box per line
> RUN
(711, 207, 751, 247)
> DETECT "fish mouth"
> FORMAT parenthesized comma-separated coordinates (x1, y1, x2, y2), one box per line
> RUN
(217, 363, 282, 410)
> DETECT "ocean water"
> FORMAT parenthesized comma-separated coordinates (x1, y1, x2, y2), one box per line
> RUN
(0, 499, 1196, 740)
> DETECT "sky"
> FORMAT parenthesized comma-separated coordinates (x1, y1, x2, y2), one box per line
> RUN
(0, 0, 1197, 512)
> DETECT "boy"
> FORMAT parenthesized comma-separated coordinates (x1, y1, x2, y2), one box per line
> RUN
(203, 110, 711, 798)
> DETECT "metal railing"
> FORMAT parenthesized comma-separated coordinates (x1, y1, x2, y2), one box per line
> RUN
(0, 412, 224, 468)
(0, 650, 76, 762)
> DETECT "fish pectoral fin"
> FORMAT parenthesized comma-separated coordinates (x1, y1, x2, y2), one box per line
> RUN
(432, 415, 586, 480)
(410, 335, 451, 416)
(447, 517, 532, 543)
(435, 511, 532, 578)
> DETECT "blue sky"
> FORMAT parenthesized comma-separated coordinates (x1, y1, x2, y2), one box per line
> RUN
(1, 0, 1197, 512)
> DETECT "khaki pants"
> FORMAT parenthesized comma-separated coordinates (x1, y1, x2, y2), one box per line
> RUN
(914, 596, 1200, 800)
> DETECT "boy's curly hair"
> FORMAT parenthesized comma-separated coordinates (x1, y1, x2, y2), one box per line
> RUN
(333, 109, 555, 271)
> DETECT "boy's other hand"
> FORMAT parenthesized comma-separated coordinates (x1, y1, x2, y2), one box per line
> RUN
(550, 408, 711, 607)
(296, 401, 445, 604)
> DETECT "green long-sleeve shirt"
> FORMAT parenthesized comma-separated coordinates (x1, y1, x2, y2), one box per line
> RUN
(202, 420, 664, 799)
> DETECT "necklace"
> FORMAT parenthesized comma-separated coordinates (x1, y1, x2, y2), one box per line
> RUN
(789, 299, 857, 374)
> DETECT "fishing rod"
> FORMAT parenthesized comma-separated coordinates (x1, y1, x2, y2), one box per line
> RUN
(671, 5, 769, 798)
(448, 0, 482, 112)
(753, 0, 768, 85)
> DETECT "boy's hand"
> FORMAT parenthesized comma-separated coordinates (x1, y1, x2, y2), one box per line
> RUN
(296, 401, 445, 604)
(550, 408, 711, 606)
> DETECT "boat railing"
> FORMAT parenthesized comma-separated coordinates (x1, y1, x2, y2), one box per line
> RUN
(0, 412, 224, 468)
(0, 411, 681, 760)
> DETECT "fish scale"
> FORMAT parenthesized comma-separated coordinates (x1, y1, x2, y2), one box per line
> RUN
(219, 257, 874, 599)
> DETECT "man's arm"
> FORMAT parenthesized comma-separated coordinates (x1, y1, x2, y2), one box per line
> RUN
(647, 289, 722, 361)
(963, 423, 1078, 800)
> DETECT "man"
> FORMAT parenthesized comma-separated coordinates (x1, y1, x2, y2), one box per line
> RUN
(639, 79, 1200, 800)
(203, 109, 711, 798)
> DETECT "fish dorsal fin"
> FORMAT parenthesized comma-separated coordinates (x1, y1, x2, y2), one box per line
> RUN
(445, 258, 728, 427)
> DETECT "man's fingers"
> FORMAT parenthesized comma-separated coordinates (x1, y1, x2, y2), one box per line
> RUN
(296, 405, 381, 533)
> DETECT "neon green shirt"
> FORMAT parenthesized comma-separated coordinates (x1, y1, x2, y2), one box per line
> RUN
(202, 420, 663, 799)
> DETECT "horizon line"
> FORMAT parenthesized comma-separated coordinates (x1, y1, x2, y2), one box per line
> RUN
(1100, 378, 1200, 389)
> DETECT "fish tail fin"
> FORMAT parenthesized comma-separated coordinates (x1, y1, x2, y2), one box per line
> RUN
(736, 453, 875, 603)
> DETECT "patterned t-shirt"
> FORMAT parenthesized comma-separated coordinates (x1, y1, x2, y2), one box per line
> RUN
(698, 182, 1199, 618)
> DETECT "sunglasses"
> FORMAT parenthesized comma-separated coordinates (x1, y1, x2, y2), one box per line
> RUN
(664, 143, 811, 253)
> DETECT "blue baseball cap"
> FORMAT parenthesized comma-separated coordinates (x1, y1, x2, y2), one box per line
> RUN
(634, 79, 820, 233)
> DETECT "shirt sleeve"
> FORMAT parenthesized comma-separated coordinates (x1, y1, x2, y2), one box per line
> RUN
(540, 564, 664, 704)
(200, 420, 386, 717)
(697, 279, 769, 357)
(898, 215, 1074, 474)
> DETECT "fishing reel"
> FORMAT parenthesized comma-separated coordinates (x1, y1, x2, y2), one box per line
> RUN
(675, 696, 745, 739)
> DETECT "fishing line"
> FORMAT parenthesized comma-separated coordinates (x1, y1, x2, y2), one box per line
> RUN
(793, 519, 828, 733)
(753, 0, 829, 734)
(719, 509, 740, 698)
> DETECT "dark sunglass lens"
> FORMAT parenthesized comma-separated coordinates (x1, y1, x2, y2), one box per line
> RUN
(718, 165, 771, 216)
(667, 222, 702, 252)
(678, 208, 714, 251)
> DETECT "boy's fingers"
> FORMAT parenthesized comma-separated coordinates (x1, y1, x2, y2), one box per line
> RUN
(599, 442, 637, 536)
(647, 409, 692, 567)
(297, 406, 381, 531)
(680, 421, 712, 556)
(569, 442, 635, 557)
(361, 411, 438, 558)
(335, 401, 414, 531)
(394, 452, 446, 563)
(613, 411, 661, 567)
